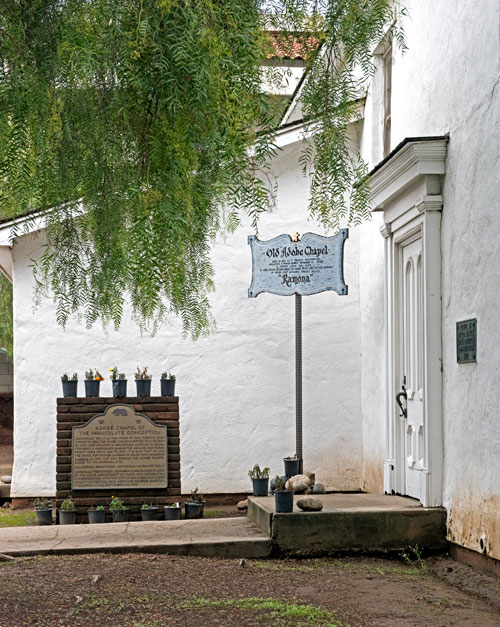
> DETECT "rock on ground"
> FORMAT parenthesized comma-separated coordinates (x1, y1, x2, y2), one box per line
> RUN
(297, 497, 324, 512)
(310, 483, 326, 494)
(285, 474, 311, 493)
(0, 475, 11, 484)
(236, 500, 248, 511)
(304, 471, 315, 485)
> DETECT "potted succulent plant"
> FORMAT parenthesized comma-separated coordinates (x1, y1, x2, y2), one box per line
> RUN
(164, 502, 181, 521)
(160, 372, 176, 397)
(135, 367, 152, 397)
(33, 498, 53, 525)
(248, 464, 270, 496)
(184, 488, 205, 519)
(84, 369, 104, 397)
(110, 367, 127, 398)
(273, 475, 294, 513)
(61, 373, 78, 398)
(284, 455, 300, 478)
(88, 505, 106, 524)
(270, 475, 288, 492)
(109, 496, 129, 522)
(140, 503, 159, 521)
(58, 496, 77, 525)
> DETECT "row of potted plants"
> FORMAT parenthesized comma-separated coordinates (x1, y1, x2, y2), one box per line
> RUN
(34, 493, 205, 525)
(248, 456, 300, 513)
(61, 367, 176, 398)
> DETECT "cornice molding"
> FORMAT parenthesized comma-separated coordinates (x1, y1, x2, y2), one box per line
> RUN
(380, 223, 392, 238)
(369, 138, 448, 212)
(417, 195, 443, 213)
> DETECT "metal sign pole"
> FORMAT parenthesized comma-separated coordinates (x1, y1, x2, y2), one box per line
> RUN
(295, 293, 303, 474)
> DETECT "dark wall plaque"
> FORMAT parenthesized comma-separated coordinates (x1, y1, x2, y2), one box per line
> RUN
(456, 319, 477, 363)
(72, 404, 168, 490)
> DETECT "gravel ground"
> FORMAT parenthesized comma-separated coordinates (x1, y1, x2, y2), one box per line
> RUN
(0, 552, 499, 626)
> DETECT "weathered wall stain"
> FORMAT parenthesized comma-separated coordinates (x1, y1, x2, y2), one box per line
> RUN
(362, 457, 384, 494)
(447, 494, 500, 561)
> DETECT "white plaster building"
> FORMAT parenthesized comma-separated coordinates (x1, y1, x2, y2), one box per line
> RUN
(0, 1, 499, 565)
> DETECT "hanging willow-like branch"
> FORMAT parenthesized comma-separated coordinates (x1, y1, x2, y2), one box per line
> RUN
(0, 0, 405, 336)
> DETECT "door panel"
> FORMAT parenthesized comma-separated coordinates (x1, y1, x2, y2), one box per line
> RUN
(401, 237, 424, 499)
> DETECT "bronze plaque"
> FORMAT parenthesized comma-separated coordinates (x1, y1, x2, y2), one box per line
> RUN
(456, 318, 477, 363)
(72, 404, 168, 490)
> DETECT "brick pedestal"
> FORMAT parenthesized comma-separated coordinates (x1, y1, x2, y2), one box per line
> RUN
(56, 396, 181, 523)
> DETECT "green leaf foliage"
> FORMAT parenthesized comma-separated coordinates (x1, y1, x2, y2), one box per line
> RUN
(0, 275, 13, 356)
(0, 1, 404, 335)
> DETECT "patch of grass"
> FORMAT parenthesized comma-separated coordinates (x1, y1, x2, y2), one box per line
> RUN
(0, 508, 36, 528)
(74, 594, 174, 619)
(180, 596, 342, 626)
(252, 559, 334, 572)
(202, 510, 226, 518)
(399, 545, 427, 572)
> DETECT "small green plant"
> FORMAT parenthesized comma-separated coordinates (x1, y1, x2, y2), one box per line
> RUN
(60, 497, 75, 511)
(135, 367, 152, 380)
(33, 498, 51, 510)
(248, 464, 270, 480)
(108, 496, 125, 511)
(85, 369, 104, 381)
(399, 544, 426, 571)
(165, 502, 180, 508)
(274, 475, 286, 491)
(109, 367, 126, 381)
(160, 372, 175, 380)
(141, 503, 155, 509)
(61, 372, 78, 381)
(89, 504, 106, 511)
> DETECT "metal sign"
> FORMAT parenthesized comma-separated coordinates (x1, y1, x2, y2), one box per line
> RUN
(248, 230, 348, 298)
(248, 229, 348, 473)
(456, 319, 477, 363)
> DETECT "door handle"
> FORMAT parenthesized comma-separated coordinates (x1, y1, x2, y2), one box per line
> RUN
(396, 386, 407, 419)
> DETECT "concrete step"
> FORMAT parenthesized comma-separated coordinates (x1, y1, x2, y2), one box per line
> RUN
(248, 493, 447, 556)
(0, 517, 272, 559)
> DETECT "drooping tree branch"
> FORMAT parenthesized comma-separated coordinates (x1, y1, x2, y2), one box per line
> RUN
(0, 0, 405, 337)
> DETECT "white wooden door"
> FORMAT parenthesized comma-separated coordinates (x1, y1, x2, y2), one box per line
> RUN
(400, 237, 424, 499)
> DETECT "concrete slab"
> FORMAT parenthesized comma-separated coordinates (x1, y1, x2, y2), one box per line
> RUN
(248, 493, 447, 556)
(0, 517, 272, 559)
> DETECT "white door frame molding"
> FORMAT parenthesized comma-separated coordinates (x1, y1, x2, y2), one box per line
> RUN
(370, 137, 447, 507)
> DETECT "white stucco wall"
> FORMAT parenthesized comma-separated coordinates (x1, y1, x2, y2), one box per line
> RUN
(11, 139, 363, 498)
(359, 0, 500, 558)
(358, 51, 386, 492)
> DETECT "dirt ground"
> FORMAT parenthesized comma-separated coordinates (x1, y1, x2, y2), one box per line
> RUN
(0, 552, 499, 626)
